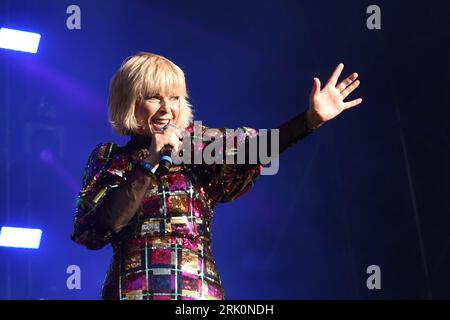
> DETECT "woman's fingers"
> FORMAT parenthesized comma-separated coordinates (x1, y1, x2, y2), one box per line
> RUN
(173, 129, 183, 140)
(337, 73, 358, 92)
(343, 98, 363, 109)
(326, 63, 344, 87)
(310, 77, 321, 97)
(166, 126, 185, 152)
(163, 125, 183, 140)
(168, 135, 184, 152)
(153, 125, 185, 154)
(341, 79, 360, 99)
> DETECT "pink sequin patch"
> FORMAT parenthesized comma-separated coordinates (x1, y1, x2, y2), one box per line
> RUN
(123, 274, 147, 291)
(142, 196, 161, 218)
(164, 173, 187, 191)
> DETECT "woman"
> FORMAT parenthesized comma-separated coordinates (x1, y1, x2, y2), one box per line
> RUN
(71, 52, 362, 300)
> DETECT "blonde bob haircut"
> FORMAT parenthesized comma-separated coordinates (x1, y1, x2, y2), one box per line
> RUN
(108, 52, 194, 136)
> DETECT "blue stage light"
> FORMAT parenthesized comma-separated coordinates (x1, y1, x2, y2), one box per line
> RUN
(0, 226, 42, 249)
(0, 27, 41, 53)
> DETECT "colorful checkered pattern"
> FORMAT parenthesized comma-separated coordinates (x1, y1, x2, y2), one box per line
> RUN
(106, 235, 223, 300)
(72, 124, 263, 300)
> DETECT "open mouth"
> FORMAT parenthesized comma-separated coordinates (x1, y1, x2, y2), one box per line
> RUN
(151, 118, 171, 131)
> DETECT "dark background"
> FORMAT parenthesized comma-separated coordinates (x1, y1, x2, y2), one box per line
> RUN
(0, 0, 449, 299)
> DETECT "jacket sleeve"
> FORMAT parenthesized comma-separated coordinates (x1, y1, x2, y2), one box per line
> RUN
(198, 111, 315, 205)
(199, 125, 264, 205)
(276, 110, 315, 154)
(70, 143, 133, 250)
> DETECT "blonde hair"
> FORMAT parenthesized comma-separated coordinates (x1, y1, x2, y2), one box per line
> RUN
(108, 52, 194, 136)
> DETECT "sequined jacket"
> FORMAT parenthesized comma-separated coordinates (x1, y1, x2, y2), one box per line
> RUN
(71, 112, 313, 300)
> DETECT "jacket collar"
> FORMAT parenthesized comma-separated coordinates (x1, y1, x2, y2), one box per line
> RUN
(124, 133, 151, 152)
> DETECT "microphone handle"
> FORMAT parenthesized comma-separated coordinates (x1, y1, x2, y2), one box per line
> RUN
(156, 144, 173, 175)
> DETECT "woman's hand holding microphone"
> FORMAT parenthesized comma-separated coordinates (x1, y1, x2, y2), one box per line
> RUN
(145, 124, 184, 173)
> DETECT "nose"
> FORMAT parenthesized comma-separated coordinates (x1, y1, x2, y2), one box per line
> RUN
(160, 98, 171, 112)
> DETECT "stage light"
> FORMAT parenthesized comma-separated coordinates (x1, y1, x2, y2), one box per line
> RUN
(0, 226, 42, 249)
(0, 27, 41, 53)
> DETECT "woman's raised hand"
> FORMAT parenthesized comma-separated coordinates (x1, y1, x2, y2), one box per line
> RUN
(307, 63, 363, 129)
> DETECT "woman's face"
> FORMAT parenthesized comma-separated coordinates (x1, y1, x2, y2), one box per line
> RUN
(135, 93, 180, 136)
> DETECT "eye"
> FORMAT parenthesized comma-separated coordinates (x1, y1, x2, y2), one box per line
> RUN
(146, 95, 160, 101)
(170, 96, 180, 101)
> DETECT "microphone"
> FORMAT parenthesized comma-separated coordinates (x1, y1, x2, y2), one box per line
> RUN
(156, 144, 173, 175)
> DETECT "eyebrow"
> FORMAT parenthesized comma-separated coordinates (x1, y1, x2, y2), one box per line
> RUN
(148, 94, 180, 98)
